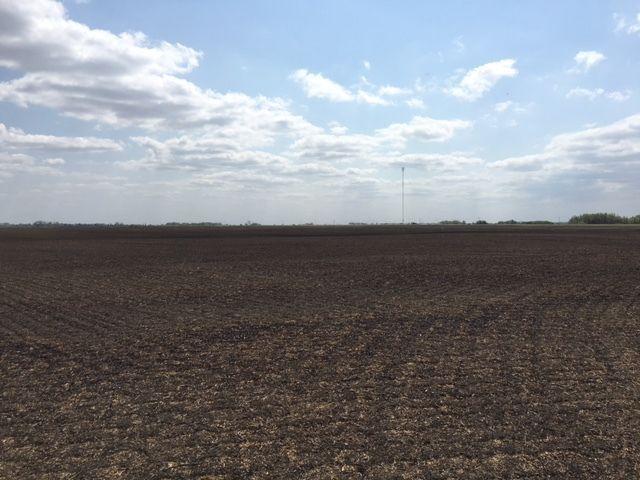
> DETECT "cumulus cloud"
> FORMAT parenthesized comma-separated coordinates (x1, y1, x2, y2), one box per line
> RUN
(0, 1, 201, 75)
(363, 60, 371, 70)
(377, 85, 412, 96)
(285, 116, 471, 164)
(405, 98, 425, 109)
(376, 152, 482, 171)
(1, 0, 567, 210)
(547, 115, 640, 159)
(447, 59, 518, 102)
(288, 132, 381, 162)
(0, 152, 62, 178)
(186, 159, 381, 194)
(492, 101, 530, 115)
(0, 0, 316, 140)
(494, 101, 513, 113)
(191, 170, 297, 190)
(566, 88, 604, 100)
(45, 157, 66, 165)
(126, 112, 472, 180)
(605, 90, 632, 102)
(492, 114, 640, 174)
(286, 117, 471, 165)
(376, 116, 472, 146)
(0, 123, 122, 152)
(291, 69, 390, 105)
(290, 69, 354, 102)
(119, 140, 384, 195)
(566, 88, 631, 102)
(569, 51, 606, 73)
(614, 12, 640, 35)
(328, 122, 348, 135)
(595, 179, 625, 193)
(122, 135, 291, 172)
(355, 90, 391, 106)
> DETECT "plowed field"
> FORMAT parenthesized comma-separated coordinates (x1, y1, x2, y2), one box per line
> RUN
(1, 225, 639, 479)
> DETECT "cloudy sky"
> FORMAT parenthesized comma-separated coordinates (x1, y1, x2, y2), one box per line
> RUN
(1, 0, 639, 224)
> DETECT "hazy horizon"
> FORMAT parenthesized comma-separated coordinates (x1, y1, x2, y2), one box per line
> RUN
(1, 0, 640, 224)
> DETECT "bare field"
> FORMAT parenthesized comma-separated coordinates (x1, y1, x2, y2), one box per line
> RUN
(1, 225, 640, 479)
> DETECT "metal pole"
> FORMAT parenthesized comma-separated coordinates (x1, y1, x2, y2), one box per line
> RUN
(401, 167, 405, 224)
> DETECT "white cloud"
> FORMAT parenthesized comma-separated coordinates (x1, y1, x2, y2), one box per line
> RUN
(605, 90, 632, 102)
(0, 123, 122, 152)
(45, 157, 66, 165)
(124, 135, 384, 193)
(290, 69, 354, 102)
(123, 135, 289, 171)
(413, 78, 428, 94)
(614, 12, 640, 35)
(288, 132, 381, 162)
(483, 101, 530, 128)
(376, 152, 482, 171)
(405, 98, 425, 110)
(498, 101, 530, 114)
(494, 101, 513, 113)
(566, 88, 631, 102)
(595, 179, 625, 193)
(376, 116, 472, 146)
(0, 0, 316, 141)
(0, 1, 201, 75)
(291, 71, 419, 107)
(569, 51, 606, 73)
(328, 122, 348, 135)
(191, 170, 297, 190)
(566, 87, 604, 100)
(492, 114, 640, 174)
(377, 85, 412, 96)
(359, 75, 373, 87)
(0, 153, 34, 170)
(291, 69, 391, 105)
(447, 59, 518, 102)
(547, 115, 640, 159)
(8, 0, 616, 216)
(128, 112, 472, 177)
(0, 152, 62, 178)
(355, 90, 390, 106)
(363, 60, 371, 70)
(284, 115, 471, 166)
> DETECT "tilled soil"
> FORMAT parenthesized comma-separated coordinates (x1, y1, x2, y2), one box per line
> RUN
(1, 225, 639, 479)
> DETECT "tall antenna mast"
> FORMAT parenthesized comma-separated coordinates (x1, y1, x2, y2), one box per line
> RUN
(401, 167, 405, 224)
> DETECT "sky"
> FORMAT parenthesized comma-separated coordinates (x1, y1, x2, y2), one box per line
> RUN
(1, 0, 639, 224)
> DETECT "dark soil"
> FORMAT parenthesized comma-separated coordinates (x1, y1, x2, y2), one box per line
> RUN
(1, 225, 639, 479)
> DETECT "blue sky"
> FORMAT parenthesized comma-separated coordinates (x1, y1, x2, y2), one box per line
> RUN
(1, 0, 639, 223)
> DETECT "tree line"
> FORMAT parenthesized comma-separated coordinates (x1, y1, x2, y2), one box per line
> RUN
(568, 213, 640, 224)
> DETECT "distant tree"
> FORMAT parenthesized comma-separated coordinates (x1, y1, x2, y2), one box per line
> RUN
(568, 213, 630, 224)
(475, 220, 488, 224)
